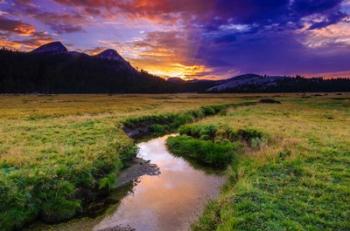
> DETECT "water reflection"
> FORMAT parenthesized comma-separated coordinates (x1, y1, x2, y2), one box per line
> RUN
(27, 135, 225, 231)
(94, 135, 225, 231)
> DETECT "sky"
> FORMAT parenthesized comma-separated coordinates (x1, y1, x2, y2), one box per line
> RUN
(0, 0, 350, 79)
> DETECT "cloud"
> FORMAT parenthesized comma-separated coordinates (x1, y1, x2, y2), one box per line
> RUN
(0, 30, 53, 50)
(1, 0, 349, 78)
(11, 0, 86, 34)
(0, 16, 36, 36)
(304, 21, 350, 47)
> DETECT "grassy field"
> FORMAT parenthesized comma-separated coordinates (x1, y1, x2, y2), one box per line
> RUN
(0, 93, 349, 230)
(188, 94, 350, 230)
(0, 94, 246, 230)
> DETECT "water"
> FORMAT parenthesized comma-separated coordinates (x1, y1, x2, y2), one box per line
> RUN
(28, 135, 225, 231)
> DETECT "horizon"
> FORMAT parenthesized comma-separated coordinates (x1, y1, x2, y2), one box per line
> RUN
(1, 0, 350, 79)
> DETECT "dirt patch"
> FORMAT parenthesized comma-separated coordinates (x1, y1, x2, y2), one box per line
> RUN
(116, 158, 160, 187)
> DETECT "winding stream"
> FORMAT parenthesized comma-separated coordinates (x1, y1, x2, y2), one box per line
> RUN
(28, 135, 225, 231)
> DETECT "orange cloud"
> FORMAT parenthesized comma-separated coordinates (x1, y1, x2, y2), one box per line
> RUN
(14, 23, 36, 36)
(0, 16, 36, 36)
(0, 40, 22, 49)
(0, 30, 52, 51)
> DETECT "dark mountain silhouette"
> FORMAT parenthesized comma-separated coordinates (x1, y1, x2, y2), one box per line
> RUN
(31, 41, 68, 54)
(0, 42, 349, 93)
(0, 42, 214, 93)
(207, 74, 350, 92)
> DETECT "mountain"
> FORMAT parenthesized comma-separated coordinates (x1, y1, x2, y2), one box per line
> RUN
(207, 74, 350, 92)
(207, 74, 287, 92)
(31, 41, 68, 54)
(0, 42, 349, 93)
(166, 77, 186, 83)
(0, 42, 214, 93)
(96, 49, 125, 62)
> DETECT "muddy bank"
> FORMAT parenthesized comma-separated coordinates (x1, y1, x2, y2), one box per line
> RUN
(28, 135, 225, 231)
(116, 158, 160, 188)
(23, 102, 254, 231)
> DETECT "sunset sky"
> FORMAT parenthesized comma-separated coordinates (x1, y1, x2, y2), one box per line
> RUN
(1, 0, 350, 79)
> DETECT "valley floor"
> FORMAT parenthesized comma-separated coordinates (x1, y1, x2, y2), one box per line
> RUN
(0, 93, 349, 230)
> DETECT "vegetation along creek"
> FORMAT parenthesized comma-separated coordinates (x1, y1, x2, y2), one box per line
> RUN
(25, 103, 244, 231)
(27, 135, 225, 231)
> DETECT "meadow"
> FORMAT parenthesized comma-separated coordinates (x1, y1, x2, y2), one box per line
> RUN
(0, 93, 349, 230)
(0, 94, 245, 230)
(188, 94, 350, 230)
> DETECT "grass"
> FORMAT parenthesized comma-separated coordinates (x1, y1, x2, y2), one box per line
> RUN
(0, 93, 349, 230)
(190, 94, 350, 231)
(0, 94, 247, 230)
(167, 135, 238, 168)
(122, 103, 236, 139)
(167, 124, 266, 168)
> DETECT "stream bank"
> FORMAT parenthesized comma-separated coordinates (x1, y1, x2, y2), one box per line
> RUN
(26, 101, 256, 231)
(28, 135, 225, 231)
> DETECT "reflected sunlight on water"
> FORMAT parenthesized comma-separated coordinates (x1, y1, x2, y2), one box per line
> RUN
(94, 135, 225, 231)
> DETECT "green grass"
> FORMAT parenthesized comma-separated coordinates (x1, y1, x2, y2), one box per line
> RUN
(167, 124, 267, 168)
(0, 93, 349, 231)
(178, 123, 267, 147)
(0, 94, 247, 230)
(167, 135, 238, 168)
(191, 95, 350, 231)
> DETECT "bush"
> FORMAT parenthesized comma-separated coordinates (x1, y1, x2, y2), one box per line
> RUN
(167, 135, 237, 168)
